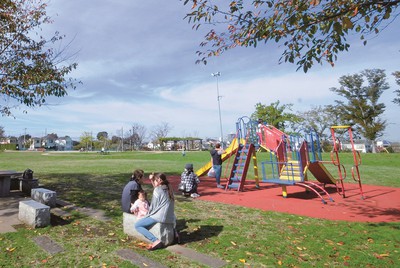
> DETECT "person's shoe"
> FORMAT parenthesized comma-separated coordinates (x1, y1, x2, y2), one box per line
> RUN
(191, 193, 200, 198)
(147, 241, 164, 251)
(217, 184, 224, 189)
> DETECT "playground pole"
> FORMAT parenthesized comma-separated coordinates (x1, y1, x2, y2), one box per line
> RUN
(212, 72, 224, 146)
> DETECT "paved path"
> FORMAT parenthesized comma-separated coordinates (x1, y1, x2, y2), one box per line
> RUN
(0, 191, 28, 233)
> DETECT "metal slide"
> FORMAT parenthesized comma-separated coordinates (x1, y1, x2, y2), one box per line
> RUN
(307, 161, 337, 185)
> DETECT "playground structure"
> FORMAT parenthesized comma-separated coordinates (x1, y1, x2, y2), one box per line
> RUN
(196, 116, 365, 203)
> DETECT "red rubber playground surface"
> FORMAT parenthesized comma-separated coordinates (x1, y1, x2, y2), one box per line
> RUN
(167, 176, 400, 223)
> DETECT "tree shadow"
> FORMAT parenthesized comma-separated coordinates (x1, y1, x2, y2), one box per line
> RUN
(175, 218, 223, 244)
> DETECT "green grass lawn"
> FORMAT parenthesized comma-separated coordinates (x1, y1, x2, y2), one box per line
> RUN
(0, 150, 399, 267)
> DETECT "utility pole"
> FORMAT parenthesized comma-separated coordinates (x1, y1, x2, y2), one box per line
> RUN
(211, 72, 224, 146)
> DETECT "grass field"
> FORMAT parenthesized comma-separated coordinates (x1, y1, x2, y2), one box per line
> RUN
(0, 150, 399, 267)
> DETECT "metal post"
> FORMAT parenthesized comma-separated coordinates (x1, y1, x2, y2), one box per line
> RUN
(211, 72, 223, 146)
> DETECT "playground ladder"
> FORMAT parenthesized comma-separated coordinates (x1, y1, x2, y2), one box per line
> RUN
(226, 142, 256, 191)
(330, 126, 365, 199)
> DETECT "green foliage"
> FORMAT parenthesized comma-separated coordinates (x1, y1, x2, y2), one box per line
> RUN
(330, 69, 389, 143)
(251, 100, 301, 132)
(0, 143, 16, 150)
(298, 105, 336, 140)
(393, 71, 400, 105)
(183, 0, 399, 72)
(0, 0, 78, 116)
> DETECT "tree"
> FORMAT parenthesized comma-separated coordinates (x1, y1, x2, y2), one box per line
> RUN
(79, 132, 93, 151)
(130, 123, 147, 150)
(298, 105, 336, 140)
(330, 69, 389, 152)
(0, 126, 4, 138)
(1, 0, 78, 116)
(251, 100, 300, 133)
(151, 122, 172, 150)
(393, 71, 400, 105)
(183, 0, 400, 72)
(97, 131, 108, 141)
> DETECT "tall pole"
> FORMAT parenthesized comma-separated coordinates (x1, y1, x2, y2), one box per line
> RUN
(211, 72, 223, 146)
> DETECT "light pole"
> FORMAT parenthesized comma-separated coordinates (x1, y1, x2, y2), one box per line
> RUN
(211, 72, 223, 146)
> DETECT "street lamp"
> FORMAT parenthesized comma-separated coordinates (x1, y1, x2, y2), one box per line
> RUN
(211, 72, 223, 146)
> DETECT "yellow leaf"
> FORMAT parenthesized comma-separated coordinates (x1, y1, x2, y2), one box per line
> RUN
(230, 241, 237, 246)
(379, 253, 390, 257)
(278, 260, 283, 265)
(6, 247, 15, 252)
(239, 259, 246, 263)
(108, 232, 115, 236)
(296, 247, 303, 251)
(325, 239, 334, 245)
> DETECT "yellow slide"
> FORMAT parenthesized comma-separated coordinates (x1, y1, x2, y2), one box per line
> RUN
(195, 139, 240, 177)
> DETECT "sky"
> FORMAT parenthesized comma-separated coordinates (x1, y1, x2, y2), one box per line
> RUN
(2, 1, 400, 142)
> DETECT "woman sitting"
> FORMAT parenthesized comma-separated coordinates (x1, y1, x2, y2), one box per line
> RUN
(134, 173, 175, 250)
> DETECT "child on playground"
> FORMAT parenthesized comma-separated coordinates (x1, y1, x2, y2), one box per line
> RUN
(179, 163, 201, 198)
(130, 190, 149, 218)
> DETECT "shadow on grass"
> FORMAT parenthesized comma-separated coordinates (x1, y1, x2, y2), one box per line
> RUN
(40, 172, 129, 211)
(176, 218, 223, 244)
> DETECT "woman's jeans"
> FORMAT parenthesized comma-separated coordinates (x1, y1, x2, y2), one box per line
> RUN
(213, 165, 222, 184)
(134, 216, 158, 242)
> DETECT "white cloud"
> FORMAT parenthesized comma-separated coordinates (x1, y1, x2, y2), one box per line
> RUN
(2, 0, 400, 142)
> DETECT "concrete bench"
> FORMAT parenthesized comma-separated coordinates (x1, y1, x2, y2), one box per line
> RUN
(18, 199, 50, 228)
(123, 212, 175, 246)
(31, 188, 57, 208)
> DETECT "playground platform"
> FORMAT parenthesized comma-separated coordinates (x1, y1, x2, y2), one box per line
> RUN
(167, 176, 400, 223)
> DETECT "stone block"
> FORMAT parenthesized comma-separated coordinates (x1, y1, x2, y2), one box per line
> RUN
(31, 188, 57, 208)
(123, 212, 175, 246)
(18, 200, 50, 228)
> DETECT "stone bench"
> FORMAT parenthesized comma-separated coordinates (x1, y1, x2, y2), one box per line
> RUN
(31, 188, 57, 208)
(123, 212, 175, 246)
(18, 199, 50, 228)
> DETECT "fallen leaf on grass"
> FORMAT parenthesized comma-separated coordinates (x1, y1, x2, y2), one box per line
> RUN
(325, 239, 334, 245)
(374, 253, 390, 259)
(231, 241, 237, 246)
(6, 247, 15, 252)
(239, 259, 246, 263)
